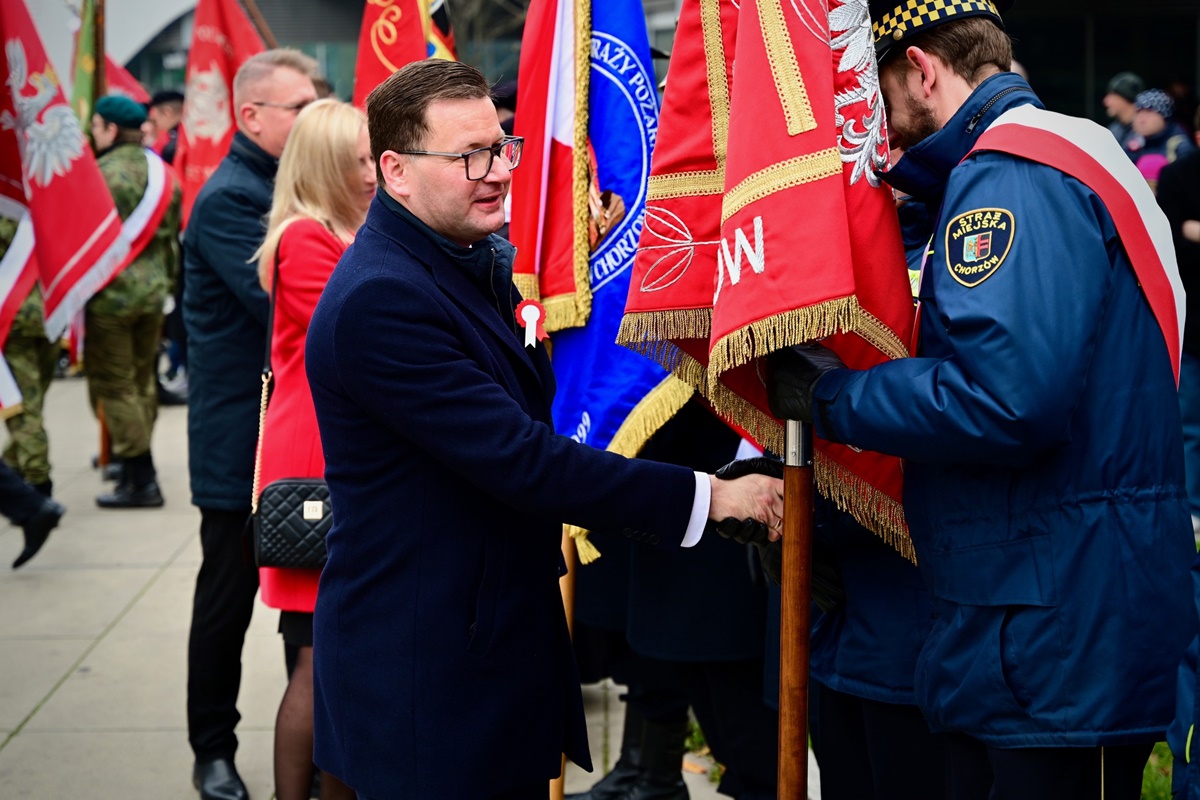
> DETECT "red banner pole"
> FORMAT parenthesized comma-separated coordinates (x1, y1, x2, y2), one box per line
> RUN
(779, 419, 813, 798)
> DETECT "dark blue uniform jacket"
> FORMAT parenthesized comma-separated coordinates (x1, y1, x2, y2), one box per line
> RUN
(812, 73, 1194, 746)
(306, 196, 697, 798)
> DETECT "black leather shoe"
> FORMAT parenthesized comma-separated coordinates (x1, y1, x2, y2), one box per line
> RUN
(192, 757, 249, 800)
(12, 498, 65, 569)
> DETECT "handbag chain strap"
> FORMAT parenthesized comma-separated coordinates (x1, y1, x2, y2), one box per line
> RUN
(250, 251, 281, 515)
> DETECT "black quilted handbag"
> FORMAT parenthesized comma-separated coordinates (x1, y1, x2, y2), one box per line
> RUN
(249, 254, 331, 570)
(253, 479, 330, 569)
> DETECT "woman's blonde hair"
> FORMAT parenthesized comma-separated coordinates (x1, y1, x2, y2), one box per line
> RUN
(256, 98, 369, 290)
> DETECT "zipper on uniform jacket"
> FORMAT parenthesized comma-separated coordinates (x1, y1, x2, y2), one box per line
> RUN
(965, 86, 1033, 134)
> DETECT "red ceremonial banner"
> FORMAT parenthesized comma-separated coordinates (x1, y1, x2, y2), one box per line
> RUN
(618, 0, 737, 386)
(174, 0, 264, 222)
(622, 0, 915, 556)
(352, 0, 428, 108)
(0, 0, 127, 345)
(106, 56, 150, 104)
(509, 0, 591, 332)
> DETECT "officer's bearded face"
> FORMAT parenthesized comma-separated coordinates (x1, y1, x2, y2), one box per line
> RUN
(881, 63, 941, 153)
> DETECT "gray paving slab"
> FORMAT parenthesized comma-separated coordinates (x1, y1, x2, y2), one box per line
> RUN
(0, 638, 92, 730)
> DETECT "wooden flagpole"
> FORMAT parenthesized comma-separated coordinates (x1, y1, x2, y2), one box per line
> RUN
(95, 0, 107, 97)
(241, 0, 280, 49)
(551, 529, 579, 800)
(779, 420, 814, 798)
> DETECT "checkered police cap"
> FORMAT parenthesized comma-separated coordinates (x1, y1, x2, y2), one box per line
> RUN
(869, 0, 1015, 63)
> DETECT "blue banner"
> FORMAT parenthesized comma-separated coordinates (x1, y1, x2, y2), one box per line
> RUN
(550, 1, 684, 459)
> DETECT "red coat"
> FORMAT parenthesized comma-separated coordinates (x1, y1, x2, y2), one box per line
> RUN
(258, 219, 347, 612)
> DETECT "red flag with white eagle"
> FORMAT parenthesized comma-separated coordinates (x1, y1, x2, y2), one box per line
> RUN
(174, 0, 264, 223)
(621, 0, 915, 556)
(0, 0, 128, 412)
(508, 0, 591, 332)
(351, 0, 427, 108)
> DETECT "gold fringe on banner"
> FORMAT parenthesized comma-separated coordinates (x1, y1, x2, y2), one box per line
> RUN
(814, 453, 916, 564)
(707, 297, 861, 389)
(854, 308, 910, 362)
(548, 0, 593, 335)
(568, 377, 697, 563)
(616, 308, 713, 349)
(513, 273, 540, 304)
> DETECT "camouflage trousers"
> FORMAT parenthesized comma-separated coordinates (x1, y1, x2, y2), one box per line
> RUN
(84, 309, 163, 459)
(2, 333, 58, 484)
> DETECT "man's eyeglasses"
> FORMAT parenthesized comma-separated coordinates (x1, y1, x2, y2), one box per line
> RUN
(396, 136, 524, 181)
(250, 100, 312, 114)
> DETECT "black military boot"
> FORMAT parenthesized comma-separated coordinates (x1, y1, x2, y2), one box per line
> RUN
(96, 452, 164, 508)
(566, 704, 645, 800)
(31, 480, 52, 498)
(625, 718, 690, 800)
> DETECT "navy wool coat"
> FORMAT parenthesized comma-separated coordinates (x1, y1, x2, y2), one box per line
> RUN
(306, 197, 697, 799)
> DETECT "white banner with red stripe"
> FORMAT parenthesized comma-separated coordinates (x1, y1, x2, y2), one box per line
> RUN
(969, 105, 1185, 383)
(0, 214, 36, 412)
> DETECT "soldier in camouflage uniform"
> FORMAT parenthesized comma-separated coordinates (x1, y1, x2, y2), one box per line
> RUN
(0, 218, 58, 497)
(88, 95, 181, 508)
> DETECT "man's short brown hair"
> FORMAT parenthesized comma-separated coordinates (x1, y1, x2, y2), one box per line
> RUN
(366, 59, 494, 179)
(880, 17, 1013, 87)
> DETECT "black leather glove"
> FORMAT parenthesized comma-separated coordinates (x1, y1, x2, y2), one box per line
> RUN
(765, 342, 847, 423)
(755, 539, 845, 613)
(711, 456, 845, 613)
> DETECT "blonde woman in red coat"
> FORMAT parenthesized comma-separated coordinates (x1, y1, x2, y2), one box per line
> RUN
(254, 98, 375, 800)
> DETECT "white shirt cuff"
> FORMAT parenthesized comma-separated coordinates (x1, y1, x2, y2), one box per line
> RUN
(681, 472, 711, 548)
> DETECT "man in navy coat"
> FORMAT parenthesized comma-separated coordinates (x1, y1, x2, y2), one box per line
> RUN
(305, 60, 783, 800)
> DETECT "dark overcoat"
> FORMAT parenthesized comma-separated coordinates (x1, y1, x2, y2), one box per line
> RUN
(306, 198, 697, 799)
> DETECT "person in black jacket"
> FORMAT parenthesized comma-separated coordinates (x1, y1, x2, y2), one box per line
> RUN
(181, 48, 318, 800)
(1157, 125, 1200, 530)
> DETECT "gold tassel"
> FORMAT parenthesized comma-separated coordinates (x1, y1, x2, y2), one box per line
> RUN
(0, 402, 25, 421)
(814, 453, 915, 564)
(567, 524, 603, 563)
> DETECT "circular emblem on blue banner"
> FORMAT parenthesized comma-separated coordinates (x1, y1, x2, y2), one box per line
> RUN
(944, 207, 1015, 288)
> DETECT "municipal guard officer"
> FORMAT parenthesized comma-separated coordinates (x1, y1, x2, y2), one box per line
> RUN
(766, 2, 1194, 798)
(89, 95, 181, 508)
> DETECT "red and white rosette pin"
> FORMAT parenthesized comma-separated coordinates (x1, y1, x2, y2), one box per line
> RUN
(515, 299, 548, 349)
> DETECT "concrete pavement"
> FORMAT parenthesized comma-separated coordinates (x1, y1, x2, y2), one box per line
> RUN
(0, 376, 783, 799)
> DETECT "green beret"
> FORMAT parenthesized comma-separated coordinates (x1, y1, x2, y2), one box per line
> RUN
(94, 94, 147, 130)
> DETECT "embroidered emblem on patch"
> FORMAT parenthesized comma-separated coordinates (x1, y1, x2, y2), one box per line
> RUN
(945, 208, 1015, 287)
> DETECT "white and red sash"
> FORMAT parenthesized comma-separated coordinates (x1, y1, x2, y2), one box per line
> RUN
(64, 148, 177, 363)
(966, 105, 1186, 384)
(0, 216, 37, 412)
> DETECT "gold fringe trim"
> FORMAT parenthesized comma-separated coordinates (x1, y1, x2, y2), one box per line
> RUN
(649, 169, 726, 200)
(707, 297, 861, 387)
(616, 308, 712, 348)
(722, 148, 842, 224)
(563, 0, 593, 334)
(855, 309, 909, 361)
(608, 376, 696, 457)
(512, 273, 540, 304)
(700, 0, 732, 169)
(0, 401, 24, 421)
(758, 0, 818, 136)
(570, 377, 697, 564)
(543, 292, 586, 333)
(814, 452, 916, 564)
